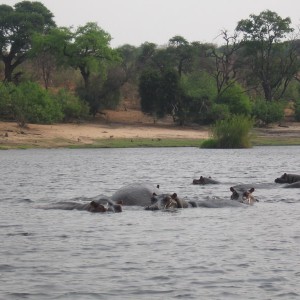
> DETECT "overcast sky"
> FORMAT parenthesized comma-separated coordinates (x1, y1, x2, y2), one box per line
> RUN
(2, 0, 300, 47)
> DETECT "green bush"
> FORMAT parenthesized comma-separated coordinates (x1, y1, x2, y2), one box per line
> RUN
(200, 138, 219, 148)
(0, 83, 13, 119)
(54, 89, 89, 121)
(202, 115, 254, 148)
(252, 99, 284, 125)
(295, 100, 300, 121)
(207, 103, 231, 122)
(216, 83, 252, 115)
(11, 82, 64, 126)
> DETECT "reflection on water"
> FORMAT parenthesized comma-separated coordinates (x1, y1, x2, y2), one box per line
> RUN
(0, 146, 300, 299)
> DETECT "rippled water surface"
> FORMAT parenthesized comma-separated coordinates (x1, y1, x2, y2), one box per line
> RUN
(1, 146, 300, 299)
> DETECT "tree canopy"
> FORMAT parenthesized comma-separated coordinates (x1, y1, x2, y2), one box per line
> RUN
(236, 10, 297, 101)
(0, 1, 56, 82)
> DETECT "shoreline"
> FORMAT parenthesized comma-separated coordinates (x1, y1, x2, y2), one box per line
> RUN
(0, 120, 210, 149)
(1, 118, 300, 149)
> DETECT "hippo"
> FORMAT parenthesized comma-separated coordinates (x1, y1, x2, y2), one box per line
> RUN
(282, 181, 300, 188)
(41, 198, 123, 213)
(111, 182, 160, 206)
(145, 192, 197, 210)
(88, 200, 123, 213)
(230, 186, 257, 205)
(193, 176, 219, 185)
(275, 173, 300, 184)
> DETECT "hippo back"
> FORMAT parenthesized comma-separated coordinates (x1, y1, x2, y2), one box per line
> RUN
(111, 183, 160, 206)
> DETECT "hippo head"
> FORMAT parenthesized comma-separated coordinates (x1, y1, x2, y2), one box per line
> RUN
(145, 193, 179, 210)
(275, 173, 288, 183)
(230, 187, 256, 205)
(110, 203, 123, 213)
(90, 200, 123, 213)
(89, 201, 108, 212)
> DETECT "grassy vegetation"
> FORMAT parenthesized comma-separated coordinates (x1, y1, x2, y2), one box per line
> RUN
(201, 115, 254, 148)
(252, 136, 300, 146)
(2, 134, 300, 150)
(68, 138, 203, 148)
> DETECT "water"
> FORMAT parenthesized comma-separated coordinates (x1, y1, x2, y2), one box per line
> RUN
(0, 146, 300, 300)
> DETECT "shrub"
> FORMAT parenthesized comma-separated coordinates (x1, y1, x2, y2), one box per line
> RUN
(200, 138, 218, 148)
(11, 82, 63, 126)
(54, 89, 89, 121)
(252, 99, 284, 125)
(207, 103, 231, 122)
(295, 100, 300, 121)
(201, 115, 254, 148)
(216, 83, 252, 115)
(0, 83, 13, 119)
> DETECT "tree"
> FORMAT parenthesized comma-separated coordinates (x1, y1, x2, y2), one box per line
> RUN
(30, 27, 71, 89)
(63, 22, 120, 89)
(0, 1, 55, 82)
(139, 69, 161, 120)
(139, 69, 179, 121)
(207, 30, 241, 96)
(236, 10, 297, 101)
(168, 35, 193, 77)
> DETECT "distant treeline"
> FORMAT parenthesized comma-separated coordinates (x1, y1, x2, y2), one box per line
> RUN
(1, 1, 300, 126)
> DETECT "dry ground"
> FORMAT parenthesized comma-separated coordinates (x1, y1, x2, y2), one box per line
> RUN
(1, 109, 300, 148)
(0, 109, 209, 148)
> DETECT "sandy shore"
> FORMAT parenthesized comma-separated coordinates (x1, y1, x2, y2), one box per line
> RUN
(1, 109, 300, 148)
(0, 121, 210, 148)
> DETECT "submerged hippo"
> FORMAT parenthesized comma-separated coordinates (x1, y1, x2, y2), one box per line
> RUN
(230, 186, 257, 205)
(111, 182, 160, 206)
(145, 192, 197, 210)
(88, 200, 123, 213)
(275, 173, 300, 184)
(193, 176, 219, 185)
(42, 198, 123, 213)
(282, 181, 300, 188)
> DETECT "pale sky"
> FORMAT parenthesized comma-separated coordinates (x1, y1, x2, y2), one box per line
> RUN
(2, 0, 300, 47)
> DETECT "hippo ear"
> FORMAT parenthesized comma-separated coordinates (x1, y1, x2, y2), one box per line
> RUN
(249, 187, 255, 193)
(230, 187, 235, 192)
(116, 200, 123, 205)
(171, 193, 177, 199)
(156, 185, 160, 189)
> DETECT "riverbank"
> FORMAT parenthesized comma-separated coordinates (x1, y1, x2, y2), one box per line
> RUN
(1, 109, 300, 149)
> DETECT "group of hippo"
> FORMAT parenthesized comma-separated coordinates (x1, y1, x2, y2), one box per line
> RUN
(48, 173, 300, 214)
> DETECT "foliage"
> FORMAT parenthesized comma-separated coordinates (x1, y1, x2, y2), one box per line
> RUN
(76, 68, 123, 116)
(63, 22, 120, 89)
(236, 10, 297, 101)
(178, 71, 217, 124)
(294, 100, 300, 122)
(0, 1, 56, 82)
(0, 82, 13, 118)
(216, 83, 252, 115)
(139, 69, 179, 120)
(206, 30, 241, 95)
(10, 82, 63, 126)
(202, 115, 254, 148)
(207, 103, 231, 122)
(252, 98, 284, 125)
(53, 89, 89, 121)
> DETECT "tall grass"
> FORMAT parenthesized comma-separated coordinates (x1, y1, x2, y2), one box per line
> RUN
(201, 115, 254, 148)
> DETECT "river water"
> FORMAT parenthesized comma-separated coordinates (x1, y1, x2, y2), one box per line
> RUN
(0, 146, 300, 300)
